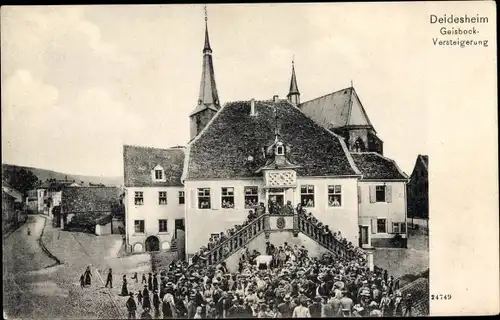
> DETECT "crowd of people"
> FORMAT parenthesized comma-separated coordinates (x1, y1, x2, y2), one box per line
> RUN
(122, 242, 413, 319)
(118, 200, 413, 318)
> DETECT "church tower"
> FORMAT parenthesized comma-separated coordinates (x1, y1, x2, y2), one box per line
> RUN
(189, 7, 220, 140)
(287, 59, 300, 106)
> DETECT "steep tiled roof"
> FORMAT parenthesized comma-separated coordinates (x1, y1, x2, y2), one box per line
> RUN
(299, 87, 374, 130)
(123, 145, 185, 187)
(351, 152, 408, 180)
(61, 186, 119, 213)
(186, 99, 360, 180)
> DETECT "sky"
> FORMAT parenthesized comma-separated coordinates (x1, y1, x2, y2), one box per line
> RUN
(2, 3, 443, 177)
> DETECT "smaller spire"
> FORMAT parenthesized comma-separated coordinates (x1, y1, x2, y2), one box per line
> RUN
(287, 58, 300, 105)
(203, 5, 212, 53)
(350, 79, 353, 88)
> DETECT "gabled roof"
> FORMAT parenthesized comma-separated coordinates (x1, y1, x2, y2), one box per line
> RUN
(61, 186, 119, 213)
(123, 145, 185, 187)
(2, 181, 23, 200)
(186, 99, 361, 180)
(351, 152, 408, 180)
(298, 87, 375, 131)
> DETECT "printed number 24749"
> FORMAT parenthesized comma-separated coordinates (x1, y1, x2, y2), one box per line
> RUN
(431, 294, 452, 300)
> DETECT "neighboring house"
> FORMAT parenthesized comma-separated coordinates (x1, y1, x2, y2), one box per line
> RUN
(123, 145, 186, 253)
(42, 180, 83, 219)
(26, 189, 38, 212)
(59, 186, 120, 234)
(2, 182, 26, 232)
(36, 181, 51, 214)
(122, 16, 414, 257)
(407, 155, 429, 219)
(352, 153, 409, 248)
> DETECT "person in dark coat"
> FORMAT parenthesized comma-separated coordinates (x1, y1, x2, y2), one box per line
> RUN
(80, 274, 85, 288)
(142, 292, 152, 312)
(121, 275, 129, 296)
(148, 273, 153, 291)
(152, 290, 161, 319)
(142, 274, 147, 284)
(140, 307, 152, 319)
(309, 296, 323, 317)
(137, 291, 143, 306)
(126, 292, 137, 319)
(143, 285, 150, 299)
(153, 273, 159, 292)
(83, 266, 92, 286)
(105, 268, 113, 288)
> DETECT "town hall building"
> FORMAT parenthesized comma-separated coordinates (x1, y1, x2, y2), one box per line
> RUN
(123, 13, 409, 260)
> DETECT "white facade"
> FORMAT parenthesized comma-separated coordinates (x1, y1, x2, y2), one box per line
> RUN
(37, 189, 46, 213)
(358, 181, 408, 247)
(184, 176, 359, 255)
(125, 186, 185, 253)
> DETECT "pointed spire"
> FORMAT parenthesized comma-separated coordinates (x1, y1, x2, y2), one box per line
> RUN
(287, 58, 300, 105)
(203, 5, 212, 53)
(197, 4, 219, 107)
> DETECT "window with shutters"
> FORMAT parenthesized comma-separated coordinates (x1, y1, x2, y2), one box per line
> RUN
(134, 220, 145, 233)
(328, 185, 342, 207)
(198, 188, 211, 209)
(158, 191, 167, 205)
(376, 186, 386, 202)
(134, 192, 144, 205)
(178, 191, 185, 204)
(221, 187, 234, 209)
(392, 222, 406, 234)
(244, 186, 259, 208)
(377, 218, 387, 233)
(300, 185, 315, 207)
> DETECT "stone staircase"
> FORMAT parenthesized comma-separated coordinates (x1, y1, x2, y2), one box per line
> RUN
(400, 277, 429, 316)
(199, 213, 357, 267)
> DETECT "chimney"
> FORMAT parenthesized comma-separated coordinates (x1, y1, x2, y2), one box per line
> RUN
(273, 95, 279, 103)
(250, 99, 256, 116)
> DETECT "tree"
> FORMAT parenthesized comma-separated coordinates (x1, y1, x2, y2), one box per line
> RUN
(2, 166, 40, 196)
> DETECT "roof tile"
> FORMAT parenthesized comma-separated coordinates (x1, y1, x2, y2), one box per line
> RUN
(187, 99, 358, 180)
(351, 153, 408, 180)
(123, 145, 185, 187)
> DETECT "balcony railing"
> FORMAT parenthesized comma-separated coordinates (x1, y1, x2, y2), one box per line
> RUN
(197, 212, 357, 266)
(201, 214, 267, 266)
(296, 214, 355, 260)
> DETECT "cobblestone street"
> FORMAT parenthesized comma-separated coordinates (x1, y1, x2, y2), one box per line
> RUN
(3, 215, 125, 319)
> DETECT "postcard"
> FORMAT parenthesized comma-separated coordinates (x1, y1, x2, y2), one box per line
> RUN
(2, 2, 498, 318)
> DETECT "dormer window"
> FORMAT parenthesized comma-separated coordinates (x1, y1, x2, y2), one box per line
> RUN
(152, 165, 166, 182)
(276, 143, 284, 156)
(155, 170, 163, 180)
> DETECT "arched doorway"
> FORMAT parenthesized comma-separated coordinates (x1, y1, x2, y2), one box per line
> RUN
(145, 236, 160, 252)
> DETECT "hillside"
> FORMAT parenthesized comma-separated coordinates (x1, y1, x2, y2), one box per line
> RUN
(2, 163, 123, 187)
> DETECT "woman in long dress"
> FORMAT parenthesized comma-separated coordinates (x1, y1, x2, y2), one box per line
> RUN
(142, 291, 152, 311)
(84, 266, 92, 286)
(121, 275, 129, 296)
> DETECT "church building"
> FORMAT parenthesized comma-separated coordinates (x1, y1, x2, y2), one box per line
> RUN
(123, 12, 409, 259)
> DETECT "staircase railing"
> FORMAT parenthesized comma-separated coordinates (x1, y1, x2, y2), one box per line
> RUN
(201, 214, 267, 266)
(296, 214, 356, 260)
